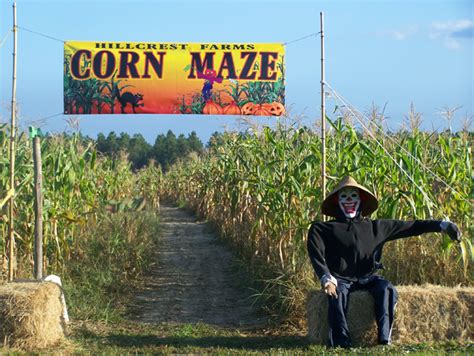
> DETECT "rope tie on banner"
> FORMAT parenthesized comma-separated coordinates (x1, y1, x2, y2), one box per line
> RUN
(323, 81, 468, 205)
(283, 32, 320, 46)
(16, 25, 65, 43)
(17, 25, 321, 47)
(23, 112, 65, 129)
(36, 112, 64, 121)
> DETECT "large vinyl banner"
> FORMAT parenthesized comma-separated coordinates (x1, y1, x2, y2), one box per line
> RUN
(64, 41, 285, 116)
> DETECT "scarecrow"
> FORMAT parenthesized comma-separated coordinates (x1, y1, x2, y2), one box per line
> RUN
(197, 69, 222, 101)
(307, 176, 461, 347)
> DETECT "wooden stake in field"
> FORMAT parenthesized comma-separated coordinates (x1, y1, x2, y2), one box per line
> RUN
(32, 130, 43, 280)
(8, 1, 18, 282)
(320, 11, 326, 220)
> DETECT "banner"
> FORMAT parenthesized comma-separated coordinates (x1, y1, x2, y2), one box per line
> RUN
(64, 41, 285, 116)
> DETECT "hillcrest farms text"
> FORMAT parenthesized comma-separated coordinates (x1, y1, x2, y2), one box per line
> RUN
(69, 42, 280, 81)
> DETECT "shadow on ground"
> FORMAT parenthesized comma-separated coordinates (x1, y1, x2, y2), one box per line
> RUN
(104, 334, 309, 350)
(73, 323, 310, 352)
(70, 322, 473, 354)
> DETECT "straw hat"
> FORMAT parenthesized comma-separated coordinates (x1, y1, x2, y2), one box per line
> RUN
(321, 176, 378, 217)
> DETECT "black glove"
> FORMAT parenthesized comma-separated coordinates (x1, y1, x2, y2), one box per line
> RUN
(442, 222, 461, 242)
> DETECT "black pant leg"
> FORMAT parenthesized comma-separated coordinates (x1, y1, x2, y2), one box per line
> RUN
(327, 279, 353, 348)
(367, 276, 398, 344)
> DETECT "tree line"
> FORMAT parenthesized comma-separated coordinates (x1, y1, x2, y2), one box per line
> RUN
(96, 130, 219, 170)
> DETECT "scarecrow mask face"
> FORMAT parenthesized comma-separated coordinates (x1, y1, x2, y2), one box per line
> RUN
(338, 187, 361, 218)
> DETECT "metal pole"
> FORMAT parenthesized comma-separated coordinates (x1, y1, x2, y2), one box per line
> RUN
(8, 1, 18, 282)
(33, 136, 43, 280)
(320, 11, 326, 220)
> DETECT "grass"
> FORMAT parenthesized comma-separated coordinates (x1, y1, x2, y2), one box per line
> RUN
(60, 211, 161, 322)
(64, 321, 473, 355)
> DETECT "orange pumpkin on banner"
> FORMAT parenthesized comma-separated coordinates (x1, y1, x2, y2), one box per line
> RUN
(241, 102, 256, 115)
(223, 101, 241, 115)
(254, 104, 272, 116)
(203, 100, 223, 115)
(269, 102, 285, 116)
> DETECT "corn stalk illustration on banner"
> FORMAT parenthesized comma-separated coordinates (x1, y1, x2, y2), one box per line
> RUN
(64, 41, 285, 116)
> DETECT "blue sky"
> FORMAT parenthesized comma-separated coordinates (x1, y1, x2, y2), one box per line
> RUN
(0, 0, 472, 143)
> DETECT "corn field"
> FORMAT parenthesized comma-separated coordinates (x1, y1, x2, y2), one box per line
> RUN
(0, 116, 472, 315)
(0, 123, 162, 278)
(162, 117, 472, 312)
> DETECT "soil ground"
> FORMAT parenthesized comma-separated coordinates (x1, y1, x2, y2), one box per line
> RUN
(128, 204, 269, 328)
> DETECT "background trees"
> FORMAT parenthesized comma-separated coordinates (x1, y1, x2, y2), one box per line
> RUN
(95, 130, 204, 170)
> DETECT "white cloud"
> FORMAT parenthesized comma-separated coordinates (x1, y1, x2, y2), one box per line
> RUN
(430, 20, 473, 49)
(431, 20, 473, 33)
(378, 26, 418, 40)
(391, 30, 412, 40)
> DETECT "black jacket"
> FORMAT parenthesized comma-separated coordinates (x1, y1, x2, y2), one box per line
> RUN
(307, 215, 442, 281)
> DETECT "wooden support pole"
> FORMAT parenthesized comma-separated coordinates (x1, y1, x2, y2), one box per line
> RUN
(8, 1, 18, 282)
(33, 136, 43, 280)
(320, 11, 326, 220)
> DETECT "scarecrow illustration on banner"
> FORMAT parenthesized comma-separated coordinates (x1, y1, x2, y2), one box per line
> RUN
(307, 176, 461, 347)
(197, 69, 222, 101)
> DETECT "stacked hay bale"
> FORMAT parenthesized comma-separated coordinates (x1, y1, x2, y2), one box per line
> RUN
(307, 285, 473, 346)
(0, 281, 66, 349)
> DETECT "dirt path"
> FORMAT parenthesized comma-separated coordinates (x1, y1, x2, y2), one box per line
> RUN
(128, 205, 268, 328)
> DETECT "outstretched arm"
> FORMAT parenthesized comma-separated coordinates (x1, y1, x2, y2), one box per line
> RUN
(379, 219, 461, 242)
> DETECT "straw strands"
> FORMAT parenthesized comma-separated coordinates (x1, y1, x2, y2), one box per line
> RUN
(307, 285, 474, 345)
(0, 281, 65, 349)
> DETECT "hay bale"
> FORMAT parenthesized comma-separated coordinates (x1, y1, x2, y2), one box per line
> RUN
(307, 285, 474, 346)
(0, 281, 65, 349)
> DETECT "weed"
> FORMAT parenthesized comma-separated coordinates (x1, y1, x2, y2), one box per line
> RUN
(61, 211, 160, 321)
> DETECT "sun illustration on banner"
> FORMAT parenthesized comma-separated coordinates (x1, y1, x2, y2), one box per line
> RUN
(63, 41, 285, 116)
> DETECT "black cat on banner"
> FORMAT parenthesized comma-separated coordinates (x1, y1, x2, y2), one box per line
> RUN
(113, 86, 144, 114)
